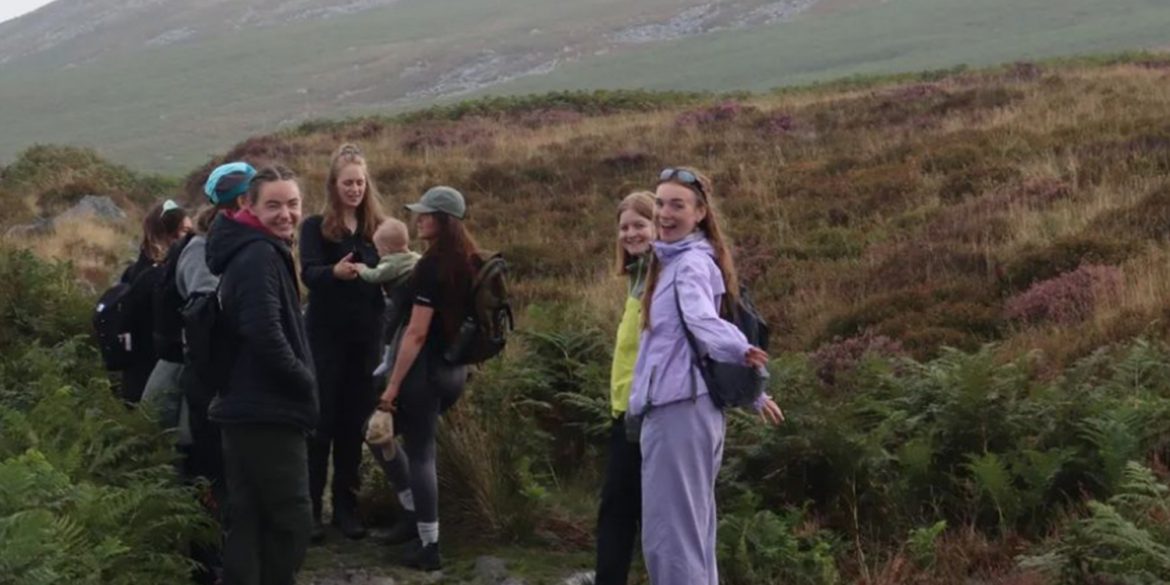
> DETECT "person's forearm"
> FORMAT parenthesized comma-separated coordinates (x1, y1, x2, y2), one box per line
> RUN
(388, 331, 426, 389)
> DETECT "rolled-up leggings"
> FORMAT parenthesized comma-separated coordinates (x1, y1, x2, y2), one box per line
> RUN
(640, 396, 725, 585)
(371, 347, 466, 524)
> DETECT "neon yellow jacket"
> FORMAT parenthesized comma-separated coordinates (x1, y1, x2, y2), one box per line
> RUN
(610, 256, 649, 418)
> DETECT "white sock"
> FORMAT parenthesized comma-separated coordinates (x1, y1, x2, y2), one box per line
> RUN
(418, 521, 439, 545)
(397, 489, 415, 512)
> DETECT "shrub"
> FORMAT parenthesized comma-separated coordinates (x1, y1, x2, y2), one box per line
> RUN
(675, 100, 758, 127)
(0, 248, 91, 354)
(1005, 264, 1123, 325)
(1001, 235, 1135, 291)
(810, 330, 907, 387)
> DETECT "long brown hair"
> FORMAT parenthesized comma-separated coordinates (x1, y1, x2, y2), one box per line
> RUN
(321, 143, 385, 242)
(423, 213, 481, 341)
(141, 201, 189, 263)
(614, 191, 655, 275)
(641, 167, 740, 329)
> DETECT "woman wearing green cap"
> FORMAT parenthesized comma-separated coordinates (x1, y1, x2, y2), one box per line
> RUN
(375, 185, 477, 571)
(299, 144, 387, 542)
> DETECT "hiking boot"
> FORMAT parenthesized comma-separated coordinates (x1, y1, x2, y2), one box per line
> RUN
(310, 517, 326, 545)
(402, 541, 442, 572)
(381, 512, 418, 545)
(331, 505, 367, 540)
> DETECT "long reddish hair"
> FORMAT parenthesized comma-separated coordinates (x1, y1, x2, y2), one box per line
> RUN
(641, 167, 740, 329)
(422, 213, 481, 340)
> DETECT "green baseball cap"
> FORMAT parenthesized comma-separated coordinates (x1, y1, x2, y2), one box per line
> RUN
(405, 186, 466, 219)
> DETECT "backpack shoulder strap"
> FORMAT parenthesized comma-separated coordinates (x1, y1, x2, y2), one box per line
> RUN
(672, 272, 703, 403)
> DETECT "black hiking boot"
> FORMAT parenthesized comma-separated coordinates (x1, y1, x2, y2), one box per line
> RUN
(402, 541, 442, 572)
(331, 505, 367, 540)
(310, 516, 326, 545)
(381, 512, 418, 545)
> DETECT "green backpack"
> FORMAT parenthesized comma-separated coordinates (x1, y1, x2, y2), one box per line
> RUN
(443, 252, 514, 365)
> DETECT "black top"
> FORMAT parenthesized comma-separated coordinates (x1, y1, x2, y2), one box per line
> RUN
(119, 250, 163, 363)
(298, 215, 385, 339)
(205, 214, 318, 431)
(408, 253, 473, 354)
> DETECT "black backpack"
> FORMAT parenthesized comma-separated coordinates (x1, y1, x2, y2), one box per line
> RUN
(726, 284, 770, 353)
(181, 282, 234, 398)
(442, 252, 514, 365)
(152, 234, 195, 363)
(93, 281, 135, 371)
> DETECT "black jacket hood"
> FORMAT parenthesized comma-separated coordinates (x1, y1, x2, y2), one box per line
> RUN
(206, 212, 288, 276)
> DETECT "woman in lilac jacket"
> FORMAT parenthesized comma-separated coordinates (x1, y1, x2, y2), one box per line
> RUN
(628, 167, 784, 585)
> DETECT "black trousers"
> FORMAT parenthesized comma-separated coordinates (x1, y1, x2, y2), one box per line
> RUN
(307, 330, 380, 515)
(221, 424, 312, 585)
(595, 416, 643, 585)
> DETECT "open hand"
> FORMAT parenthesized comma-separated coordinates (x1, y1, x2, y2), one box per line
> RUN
(759, 396, 784, 426)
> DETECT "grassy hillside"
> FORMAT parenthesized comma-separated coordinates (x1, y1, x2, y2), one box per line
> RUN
(1, 0, 1169, 174)
(8, 58, 1170, 583)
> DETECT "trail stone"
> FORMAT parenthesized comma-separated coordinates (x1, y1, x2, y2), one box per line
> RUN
(473, 556, 510, 583)
(4, 217, 53, 238)
(55, 195, 125, 223)
(560, 572, 595, 585)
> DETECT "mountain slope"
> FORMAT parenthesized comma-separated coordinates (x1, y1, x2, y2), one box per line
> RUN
(0, 0, 1168, 173)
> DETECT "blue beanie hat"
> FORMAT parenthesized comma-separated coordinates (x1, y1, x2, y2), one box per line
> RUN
(203, 162, 257, 205)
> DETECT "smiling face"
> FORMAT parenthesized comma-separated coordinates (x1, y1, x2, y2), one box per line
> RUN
(249, 179, 303, 240)
(654, 182, 706, 243)
(334, 163, 367, 210)
(618, 207, 654, 257)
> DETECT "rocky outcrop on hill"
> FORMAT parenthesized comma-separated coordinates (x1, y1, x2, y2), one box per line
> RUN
(3, 195, 125, 238)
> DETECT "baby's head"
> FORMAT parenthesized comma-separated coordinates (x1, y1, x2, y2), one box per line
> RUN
(373, 218, 410, 256)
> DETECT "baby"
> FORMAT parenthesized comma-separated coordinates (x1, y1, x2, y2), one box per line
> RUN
(360, 218, 421, 290)
(365, 218, 421, 379)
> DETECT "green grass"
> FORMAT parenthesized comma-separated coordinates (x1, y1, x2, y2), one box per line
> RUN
(2, 0, 1169, 174)
(489, 0, 1170, 94)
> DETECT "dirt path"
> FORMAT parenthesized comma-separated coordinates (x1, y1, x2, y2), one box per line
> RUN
(298, 527, 596, 585)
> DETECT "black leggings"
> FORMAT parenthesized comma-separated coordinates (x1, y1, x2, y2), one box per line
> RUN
(308, 331, 380, 514)
(371, 348, 466, 524)
(594, 416, 643, 584)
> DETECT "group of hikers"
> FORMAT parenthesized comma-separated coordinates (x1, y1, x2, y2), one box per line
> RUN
(100, 142, 784, 585)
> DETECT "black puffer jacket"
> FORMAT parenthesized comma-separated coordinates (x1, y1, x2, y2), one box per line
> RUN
(205, 213, 318, 431)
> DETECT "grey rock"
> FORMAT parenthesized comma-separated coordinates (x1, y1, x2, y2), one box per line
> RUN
(4, 217, 53, 238)
(56, 195, 125, 223)
(560, 572, 595, 585)
(473, 555, 510, 583)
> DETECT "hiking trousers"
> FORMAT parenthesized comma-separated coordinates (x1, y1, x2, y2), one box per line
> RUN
(372, 346, 466, 525)
(640, 397, 724, 585)
(308, 329, 380, 516)
(595, 415, 643, 585)
(221, 424, 312, 585)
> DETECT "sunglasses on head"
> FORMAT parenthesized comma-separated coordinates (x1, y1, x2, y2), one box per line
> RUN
(658, 168, 705, 198)
(162, 199, 182, 214)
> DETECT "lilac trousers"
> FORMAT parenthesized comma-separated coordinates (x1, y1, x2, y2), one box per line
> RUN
(640, 396, 725, 585)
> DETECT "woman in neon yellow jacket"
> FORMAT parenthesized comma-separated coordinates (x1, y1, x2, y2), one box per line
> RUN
(594, 191, 655, 584)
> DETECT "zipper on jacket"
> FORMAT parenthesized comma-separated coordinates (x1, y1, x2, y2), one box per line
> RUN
(644, 365, 658, 413)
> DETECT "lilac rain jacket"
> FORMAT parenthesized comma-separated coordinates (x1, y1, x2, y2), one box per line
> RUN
(628, 233, 765, 416)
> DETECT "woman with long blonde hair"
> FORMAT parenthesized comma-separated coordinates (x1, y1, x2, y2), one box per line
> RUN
(298, 143, 387, 542)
